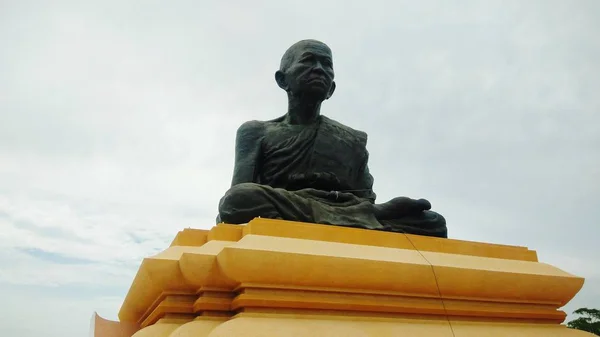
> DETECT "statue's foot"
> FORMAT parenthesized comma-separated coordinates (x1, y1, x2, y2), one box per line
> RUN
(379, 210, 448, 238)
(374, 197, 431, 220)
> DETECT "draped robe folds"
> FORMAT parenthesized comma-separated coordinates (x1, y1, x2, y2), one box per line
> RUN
(218, 115, 447, 238)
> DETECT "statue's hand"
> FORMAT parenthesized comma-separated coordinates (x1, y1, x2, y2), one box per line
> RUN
(374, 197, 431, 220)
(287, 172, 342, 191)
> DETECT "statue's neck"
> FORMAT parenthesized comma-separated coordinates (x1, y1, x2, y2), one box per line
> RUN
(285, 93, 323, 125)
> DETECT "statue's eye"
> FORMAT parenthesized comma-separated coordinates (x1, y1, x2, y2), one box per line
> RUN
(300, 56, 314, 63)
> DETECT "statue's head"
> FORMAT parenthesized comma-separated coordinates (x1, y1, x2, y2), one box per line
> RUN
(275, 39, 336, 101)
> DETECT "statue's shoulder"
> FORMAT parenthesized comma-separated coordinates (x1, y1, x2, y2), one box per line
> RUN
(237, 119, 267, 136)
(321, 116, 368, 146)
(238, 115, 286, 133)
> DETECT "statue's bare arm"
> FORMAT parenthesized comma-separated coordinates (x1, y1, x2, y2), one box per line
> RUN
(231, 121, 264, 186)
(355, 150, 377, 203)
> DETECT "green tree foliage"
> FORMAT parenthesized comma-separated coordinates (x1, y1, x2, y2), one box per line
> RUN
(567, 308, 600, 335)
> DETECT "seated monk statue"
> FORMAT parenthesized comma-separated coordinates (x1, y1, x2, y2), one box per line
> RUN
(217, 39, 447, 238)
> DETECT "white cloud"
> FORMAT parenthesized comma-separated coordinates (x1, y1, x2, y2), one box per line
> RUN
(0, 284, 121, 337)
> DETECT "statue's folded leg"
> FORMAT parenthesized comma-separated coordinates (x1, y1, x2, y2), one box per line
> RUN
(219, 183, 445, 237)
(378, 210, 447, 238)
(218, 182, 316, 224)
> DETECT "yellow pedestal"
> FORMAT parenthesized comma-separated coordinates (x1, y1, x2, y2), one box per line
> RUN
(95, 219, 594, 336)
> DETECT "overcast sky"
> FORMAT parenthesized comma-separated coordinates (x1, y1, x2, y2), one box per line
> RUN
(1, 1, 599, 336)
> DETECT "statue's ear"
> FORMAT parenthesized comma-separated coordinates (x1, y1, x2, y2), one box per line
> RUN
(326, 81, 336, 99)
(275, 70, 288, 90)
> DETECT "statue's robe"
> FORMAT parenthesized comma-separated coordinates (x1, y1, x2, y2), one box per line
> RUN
(218, 115, 447, 238)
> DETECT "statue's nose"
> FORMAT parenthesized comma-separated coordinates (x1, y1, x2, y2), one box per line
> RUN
(311, 61, 326, 74)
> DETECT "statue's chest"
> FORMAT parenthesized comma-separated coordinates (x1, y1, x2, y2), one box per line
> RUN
(310, 126, 366, 172)
(262, 122, 365, 177)
(262, 125, 302, 150)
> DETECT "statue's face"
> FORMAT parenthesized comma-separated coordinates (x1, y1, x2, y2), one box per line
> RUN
(283, 42, 335, 100)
